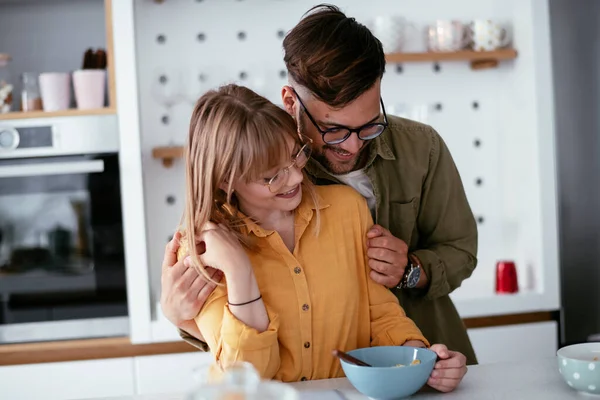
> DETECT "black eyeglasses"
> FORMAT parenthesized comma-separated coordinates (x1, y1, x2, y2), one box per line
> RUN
(293, 88, 389, 145)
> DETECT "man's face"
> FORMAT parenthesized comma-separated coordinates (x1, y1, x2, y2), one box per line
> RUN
(282, 80, 384, 175)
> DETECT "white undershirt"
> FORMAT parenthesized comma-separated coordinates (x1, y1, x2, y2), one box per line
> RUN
(331, 169, 377, 216)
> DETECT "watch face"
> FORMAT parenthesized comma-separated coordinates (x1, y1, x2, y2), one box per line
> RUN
(406, 266, 421, 288)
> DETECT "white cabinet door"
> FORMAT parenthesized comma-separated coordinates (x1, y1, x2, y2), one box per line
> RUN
(468, 321, 558, 365)
(134, 352, 213, 395)
(0, 358, 135, 400)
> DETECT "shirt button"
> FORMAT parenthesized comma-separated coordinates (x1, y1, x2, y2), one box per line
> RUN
(294, 266, 301, 274)
(301, 377, 307, 381)
(302, 304, 309, 311)
(304, 341, 311, 349)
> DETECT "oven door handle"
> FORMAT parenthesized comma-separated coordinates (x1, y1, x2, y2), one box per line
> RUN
(0, 160, 105, 178)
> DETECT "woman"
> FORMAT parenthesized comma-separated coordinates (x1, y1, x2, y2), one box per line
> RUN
(177, 84, 429, 382)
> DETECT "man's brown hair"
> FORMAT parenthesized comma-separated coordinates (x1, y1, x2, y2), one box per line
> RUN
(283, 4, 386, 108)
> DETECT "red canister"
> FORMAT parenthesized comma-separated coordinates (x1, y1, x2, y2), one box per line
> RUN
(496, 261, 519, 294)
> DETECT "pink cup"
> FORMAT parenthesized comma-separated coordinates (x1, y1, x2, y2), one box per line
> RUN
(72, 70, 106, 110)
(39, 72, 71, 111)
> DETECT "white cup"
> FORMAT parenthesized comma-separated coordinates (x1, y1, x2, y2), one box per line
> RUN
(468, 20, 511, 51)
(72, 69, 106, 109)
(39, 72, 71, 111)
(427, 20, 470, 52)
(368, 16, 417, 53)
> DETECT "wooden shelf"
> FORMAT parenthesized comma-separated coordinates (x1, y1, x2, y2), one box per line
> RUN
(0, 107, 116, 121)
(152, 145, 184, 167)
(385, 49, 518, 70)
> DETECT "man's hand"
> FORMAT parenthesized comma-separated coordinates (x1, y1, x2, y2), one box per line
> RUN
(366, 224, 409, 288)
(427, 344, 468, 393)
(160, 231, 223, 327)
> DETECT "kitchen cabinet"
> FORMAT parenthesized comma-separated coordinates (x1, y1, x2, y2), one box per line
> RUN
(0, 352, 210, 399)
(468, 322, 559, 364)
(0, 0, 116, 120)
(133, 352, 212, 395)
(0, 321, 558, 399)
(0, 357, 135, 399)
(0, 0, 149, 346)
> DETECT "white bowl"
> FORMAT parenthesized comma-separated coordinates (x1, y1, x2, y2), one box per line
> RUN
(557, 343, 600, 396)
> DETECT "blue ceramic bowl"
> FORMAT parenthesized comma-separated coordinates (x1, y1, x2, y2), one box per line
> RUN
(340, 346, 437, 400)
(557, 343, 600, 396)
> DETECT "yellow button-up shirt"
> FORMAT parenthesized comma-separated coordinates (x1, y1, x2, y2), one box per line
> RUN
(195, 185, 428, 382)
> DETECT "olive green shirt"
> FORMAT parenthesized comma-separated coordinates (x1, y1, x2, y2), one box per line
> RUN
(178, 115, 478, 365)
(305, 116, 479, 365)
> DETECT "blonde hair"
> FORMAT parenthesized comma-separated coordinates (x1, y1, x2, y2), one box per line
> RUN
(181, 84, 319, 281)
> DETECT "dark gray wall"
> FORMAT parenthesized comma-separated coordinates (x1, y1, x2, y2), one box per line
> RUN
(549, 0, 600, 345)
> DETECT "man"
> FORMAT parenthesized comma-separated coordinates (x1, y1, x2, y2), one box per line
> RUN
(161, 4, 477, 392)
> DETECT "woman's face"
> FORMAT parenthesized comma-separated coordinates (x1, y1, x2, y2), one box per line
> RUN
(233, 137, 305, 219)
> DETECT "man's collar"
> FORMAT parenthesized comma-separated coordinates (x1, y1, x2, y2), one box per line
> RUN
(371, 132, 396, 162)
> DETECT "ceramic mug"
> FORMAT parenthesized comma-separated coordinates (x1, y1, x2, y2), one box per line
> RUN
(72, 69, 106, 109)
(427, 20, 470, 52)
(368, 16, 417, 53)
(39, 72, 71, 111)
(468, 20, 511, 51)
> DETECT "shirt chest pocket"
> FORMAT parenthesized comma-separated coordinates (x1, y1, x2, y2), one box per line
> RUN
(389, 198, 418, 246)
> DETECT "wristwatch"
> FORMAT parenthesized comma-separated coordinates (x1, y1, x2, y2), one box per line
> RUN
(396, 254, 421, 290)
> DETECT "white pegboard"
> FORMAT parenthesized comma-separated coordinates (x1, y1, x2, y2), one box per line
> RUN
(131, 0, 559, 319)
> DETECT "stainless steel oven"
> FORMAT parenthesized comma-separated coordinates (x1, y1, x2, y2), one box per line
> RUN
(0, 115, 128, 343)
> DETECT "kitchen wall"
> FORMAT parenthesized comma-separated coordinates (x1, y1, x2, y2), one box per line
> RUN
(135, 1, 560, 330)
(549, 0, 600, 345)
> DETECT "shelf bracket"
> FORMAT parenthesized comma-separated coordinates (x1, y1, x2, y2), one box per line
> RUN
(151, 146, 184, 168)
(471, 59, 500, 70)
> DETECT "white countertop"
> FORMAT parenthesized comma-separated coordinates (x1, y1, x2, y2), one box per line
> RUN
(90, 357, 594, 400)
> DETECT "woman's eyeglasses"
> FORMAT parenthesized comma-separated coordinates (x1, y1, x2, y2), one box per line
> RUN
(263, 139, 312, 193)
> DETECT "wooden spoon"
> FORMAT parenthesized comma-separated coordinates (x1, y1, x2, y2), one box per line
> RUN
(332, 349, 372, 367)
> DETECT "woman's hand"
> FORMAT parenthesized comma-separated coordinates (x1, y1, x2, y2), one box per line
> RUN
(197, 222, 251, 277)
(196, 223, 267, 332)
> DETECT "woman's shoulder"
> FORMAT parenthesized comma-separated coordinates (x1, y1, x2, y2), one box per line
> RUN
(315, 183, 363, 200)
(315, 184, 369, 214)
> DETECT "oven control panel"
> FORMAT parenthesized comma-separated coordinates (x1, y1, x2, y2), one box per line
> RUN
(0, 126, 20, 151)
(0, 126, 53, 151)
(0, 114, 119, 158)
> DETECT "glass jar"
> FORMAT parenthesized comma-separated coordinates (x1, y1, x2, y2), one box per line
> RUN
(20, 72, 43, 111)
(186, 362, 299, 400)
(0, 53, 13, 113)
